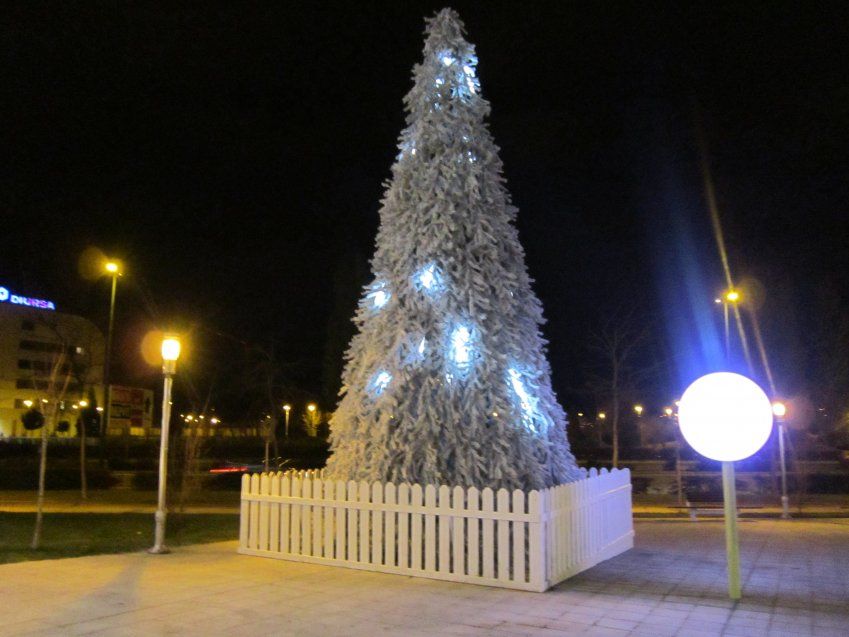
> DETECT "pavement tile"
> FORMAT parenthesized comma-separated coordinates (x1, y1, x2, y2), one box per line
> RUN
(1, 519, 848, 636)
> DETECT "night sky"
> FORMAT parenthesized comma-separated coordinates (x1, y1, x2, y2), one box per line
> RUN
(4, 2, 847, 418)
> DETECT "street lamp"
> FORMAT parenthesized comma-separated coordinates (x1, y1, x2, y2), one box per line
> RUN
(307, 403, 317, 414)
(678, 372, 773, 599)
(150, 335, 180, 555)
(283, 404, 291, 438)
(597, 412, 606, 420)
(772, 401, 790, 519)
(717, 288, 741, 362)
(633, 405, 644, 445)
(102, 260, 122, 436)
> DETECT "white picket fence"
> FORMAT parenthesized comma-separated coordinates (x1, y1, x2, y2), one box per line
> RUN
(238, 467, 632, 592)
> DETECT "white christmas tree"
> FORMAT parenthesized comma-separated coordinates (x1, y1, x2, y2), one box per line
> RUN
(325, 8, 581, 491)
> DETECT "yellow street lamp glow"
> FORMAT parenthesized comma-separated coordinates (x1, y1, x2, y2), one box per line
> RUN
(283, 404, 291, 412)
(307, 403, 317, 413)
(23, 399, 33, 408)
(664, 407, 673, 416)
(772, 401, 787, 418)
(597, 412, 606, 420)
(105, 261, 120, 274)
(725, 290, 740, 303)
(161, 337, 181, 362)
(634, 404, 644, 416)
(79, 400, 89, 408)
(210, 417, 219, 425)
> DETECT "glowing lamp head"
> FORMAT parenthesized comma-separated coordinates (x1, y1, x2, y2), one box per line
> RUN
(772, 401, 787, 418)
(105, 261, 120, 274)
(23, 399, 33, 408)
(283, 404, 291, 412)
(161, 337, 181, 362)
(725, 290, 741, 303)
(677, 372, 773, 462)
(307, 403, 317, 413)
(598, 412, 606, 420)
(634, 404, 644, 415)
(161, 336, 181, 374)
(79, 400, 89, 408)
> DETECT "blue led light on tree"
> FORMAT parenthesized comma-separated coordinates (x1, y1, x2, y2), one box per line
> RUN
(370, 370, 392, 395)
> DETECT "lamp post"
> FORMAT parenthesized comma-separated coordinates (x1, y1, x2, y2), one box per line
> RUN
(150, 335, 180, 555)
(102, 261, 121, 436)
(716, 289, 740, 362)
(283, 404, 291, 438)
(678, 372, 773, 599)
(772, 401, 790, 519)
(633, 404, 644, 446)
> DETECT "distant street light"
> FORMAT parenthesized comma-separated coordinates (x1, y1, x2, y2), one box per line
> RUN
(634, 404, 644, 445)
(717, 288, 741, 362)
(102, 260, 122, 436)
(283, 404, 291, 438)
(307, 403, 317, 414)
(772, 401, 790, 519)
(597, 412, 606, 420)
(664, 407, 673, 417)
(23, 399, 33, 408)
(150, 335, 180, 555)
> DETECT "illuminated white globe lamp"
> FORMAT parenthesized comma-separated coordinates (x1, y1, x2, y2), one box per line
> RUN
(677, 372, 773, 462)
(677, 371, 774, 600)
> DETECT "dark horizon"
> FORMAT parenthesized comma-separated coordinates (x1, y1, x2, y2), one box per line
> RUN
(4, 2, 847, 422)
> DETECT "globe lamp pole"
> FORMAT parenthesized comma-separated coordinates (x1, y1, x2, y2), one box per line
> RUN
(678, 372, 773, 600)
(772, 401, 790, 519)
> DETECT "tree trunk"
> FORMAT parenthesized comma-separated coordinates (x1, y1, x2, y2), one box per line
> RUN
(611, 362, 620, 469)
(31, 420, 49, 549)
(80, 420, 87, 500)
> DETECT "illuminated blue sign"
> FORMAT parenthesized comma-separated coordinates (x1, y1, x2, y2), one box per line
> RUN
(0, 286, 56, 311)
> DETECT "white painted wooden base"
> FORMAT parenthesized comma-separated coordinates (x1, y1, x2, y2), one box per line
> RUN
(238, 468, 633, 592)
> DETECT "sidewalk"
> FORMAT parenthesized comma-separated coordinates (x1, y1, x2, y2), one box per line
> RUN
(1, 519, 847, 636)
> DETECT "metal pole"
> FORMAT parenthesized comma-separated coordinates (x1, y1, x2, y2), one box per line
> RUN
(778, 423, 790, 519)
(150, 371, 173, 554)
(723, 301, 730, 363)
(285, 410, 290, 438)
(102, 274, 118, 436)
(675, 442, 684, 506)
(721, 461, 741, 599)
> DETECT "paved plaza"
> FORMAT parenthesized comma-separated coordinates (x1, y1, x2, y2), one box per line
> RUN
(1, 519, 847, 636)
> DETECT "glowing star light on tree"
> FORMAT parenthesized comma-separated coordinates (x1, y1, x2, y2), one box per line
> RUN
(324, 8, 581, 490)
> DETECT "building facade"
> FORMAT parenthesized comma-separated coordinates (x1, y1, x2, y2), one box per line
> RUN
(0, 288, 105, 438)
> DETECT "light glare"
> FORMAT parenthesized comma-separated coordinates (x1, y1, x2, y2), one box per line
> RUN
(677, 372, 773, 462)
(161, 337, 181, 362)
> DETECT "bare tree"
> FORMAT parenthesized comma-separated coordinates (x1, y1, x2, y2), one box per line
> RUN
(586, 313, 651, 468)
(31, 349, 72, 549)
